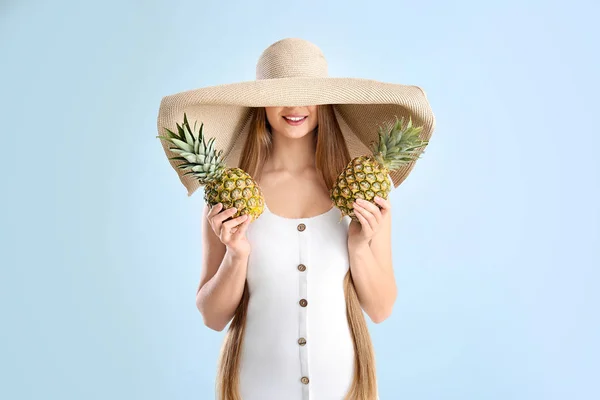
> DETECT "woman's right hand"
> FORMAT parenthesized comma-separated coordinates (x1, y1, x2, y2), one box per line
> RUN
(206, 203, 252, 257)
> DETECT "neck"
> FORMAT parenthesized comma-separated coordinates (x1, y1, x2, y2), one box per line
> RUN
(266, 130, 317, 173)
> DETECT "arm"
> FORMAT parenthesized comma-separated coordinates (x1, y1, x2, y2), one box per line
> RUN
(196, 203, 251, 331)
(347, 196, 396, 323)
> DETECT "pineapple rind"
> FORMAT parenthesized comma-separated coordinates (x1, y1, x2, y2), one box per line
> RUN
(204, 167, 265, 221)
(331, 155, 391, 221)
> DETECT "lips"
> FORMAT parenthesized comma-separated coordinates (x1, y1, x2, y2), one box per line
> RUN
(283, 116, 307, 121)
(283, 115, 308, 125)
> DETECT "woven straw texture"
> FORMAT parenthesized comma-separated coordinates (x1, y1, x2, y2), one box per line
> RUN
(157, 38, 436, 197)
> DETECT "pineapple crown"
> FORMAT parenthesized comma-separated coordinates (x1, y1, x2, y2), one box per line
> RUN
(156, 113, 227, 184)
(371, 116, 429, 171)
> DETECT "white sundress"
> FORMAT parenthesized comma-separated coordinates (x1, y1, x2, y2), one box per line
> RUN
(228, 203, 380, 400)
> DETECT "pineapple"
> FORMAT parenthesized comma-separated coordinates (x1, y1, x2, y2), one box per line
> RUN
(157, 113, 265, 221)
(331, 116, 429, 221)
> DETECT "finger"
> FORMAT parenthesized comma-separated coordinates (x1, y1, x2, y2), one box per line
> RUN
(213, 207, 238, 225)
(353, 204, 373, 236)
(234, 214, 252, 236)
(356, 199, 382, 224)
(212, 208, 237, 237)
(231, 214, 252, 237)
(207, 202, 223, 218)
(373, 195, 391, 212)
(354, 203, 377, 231)
(220, 214, 247, 242)
(221, 214, 249, 232)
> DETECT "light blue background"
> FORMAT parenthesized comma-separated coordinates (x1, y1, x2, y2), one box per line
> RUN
(1, 0, 598, 399)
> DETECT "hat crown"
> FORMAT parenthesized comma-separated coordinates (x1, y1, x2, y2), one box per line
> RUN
(256, 38, 328, 80)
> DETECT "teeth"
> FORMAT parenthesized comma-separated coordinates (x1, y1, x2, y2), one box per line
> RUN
(284, 116, 306, 121)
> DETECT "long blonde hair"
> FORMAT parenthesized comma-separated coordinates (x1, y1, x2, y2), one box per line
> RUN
(216, 105, 378, 399)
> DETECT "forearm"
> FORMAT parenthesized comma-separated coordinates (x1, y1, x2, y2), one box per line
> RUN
(196, 250, 249, 331)
(348, 242, 396, 323)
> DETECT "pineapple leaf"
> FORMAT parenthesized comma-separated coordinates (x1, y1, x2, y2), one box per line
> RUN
(199, 121, 204, 140)
(372, 115, 429, 170)
(176, 163, 198, 169)
(183, 121, 195, 144)
(160, 113, 228, 182)
(183, 113, 190, 130)
(167, 156, 189, 162)
(199, 135, 206, 156)
(175, 121, 186, 139)
(171, 138, 194, 153)
(164, 127, 179, 138)
(156, 136, 176, 145)
(380, 140, 387, 155)
(192, 165, 214, 172)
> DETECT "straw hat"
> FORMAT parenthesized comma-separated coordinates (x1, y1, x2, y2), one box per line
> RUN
(157, 38, 435, 197)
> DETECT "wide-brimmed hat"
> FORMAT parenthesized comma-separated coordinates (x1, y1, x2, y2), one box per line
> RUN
(157, 38, 436, 197)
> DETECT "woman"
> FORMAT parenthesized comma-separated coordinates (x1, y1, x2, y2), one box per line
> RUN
(156, 38, 435, 400)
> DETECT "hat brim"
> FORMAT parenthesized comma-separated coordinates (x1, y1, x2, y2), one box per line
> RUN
(157, 77, 436, 196)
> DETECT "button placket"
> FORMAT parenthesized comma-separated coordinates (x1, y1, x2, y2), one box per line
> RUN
(297, 221, 310, 399)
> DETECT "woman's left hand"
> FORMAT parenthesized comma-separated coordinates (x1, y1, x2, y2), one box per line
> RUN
(348, 195, 392, 247)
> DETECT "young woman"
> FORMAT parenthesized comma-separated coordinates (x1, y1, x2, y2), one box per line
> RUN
(156, 38, 435, 400)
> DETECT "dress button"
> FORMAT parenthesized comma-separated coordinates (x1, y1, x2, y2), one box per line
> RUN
(301, 376, 310, 384)
(297, 223, 306, 231)
(299, 299, 308, 307)
(298, 337, 307, 346)
(297, 263, 306, 272)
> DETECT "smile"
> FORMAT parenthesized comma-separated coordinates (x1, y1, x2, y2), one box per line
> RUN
(283, 115, 308, 125)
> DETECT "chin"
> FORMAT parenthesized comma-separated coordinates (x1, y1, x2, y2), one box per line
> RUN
(278, 119, 318, 137)
(281, 127, 316, 139)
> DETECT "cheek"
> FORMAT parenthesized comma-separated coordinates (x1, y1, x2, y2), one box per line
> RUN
(265, 112, 279, 127)
(309, 106, 319, 127)
(265, 113, 275, 126)
(310, 114, 319, 130)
